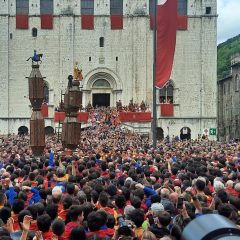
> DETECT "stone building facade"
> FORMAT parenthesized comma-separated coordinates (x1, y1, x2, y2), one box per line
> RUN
(218, 53, 240, 141)
(0, 0, 217, 139)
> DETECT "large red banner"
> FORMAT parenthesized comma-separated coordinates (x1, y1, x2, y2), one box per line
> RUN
(16, 15, 29, 29)
(119, 112, 151, 122)
(81, 15, 94, 29)
(111, 15, 123, 29)
(156, 0, 177, 88)
(41, 14, 53, 29)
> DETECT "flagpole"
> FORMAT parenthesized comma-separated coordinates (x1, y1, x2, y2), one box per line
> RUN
(152, 0, 157, 148)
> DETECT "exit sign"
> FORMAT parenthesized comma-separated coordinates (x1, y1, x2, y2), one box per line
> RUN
(209, 128, 217, 135)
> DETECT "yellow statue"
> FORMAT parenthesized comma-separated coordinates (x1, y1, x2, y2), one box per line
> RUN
(73, 61, 83, 81)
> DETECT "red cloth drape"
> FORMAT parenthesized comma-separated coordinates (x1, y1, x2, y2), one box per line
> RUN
(77, 112, 89, 123)
(119, 112, 151, 122)
(160, 104, 174, 116)
(156, 0, 178, 88)
(41, 104, 48, 117)
(16, 15, 29, 29)
(111, 15, 123, 29)
(54, 112, 65, 122)
(177, 15, 188, 30)
(81, 15, 94, 29)
(41, 14, 53, 29)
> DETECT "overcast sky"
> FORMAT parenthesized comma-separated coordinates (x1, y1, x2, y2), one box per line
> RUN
(217, 0, 240, 44)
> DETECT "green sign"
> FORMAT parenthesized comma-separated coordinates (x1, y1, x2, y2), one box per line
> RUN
(209, 128, 217, 135)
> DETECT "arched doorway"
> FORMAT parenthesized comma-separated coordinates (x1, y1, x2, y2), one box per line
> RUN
(18, 126, 28, 135)
(156, 127, 164, 140)
(83, 69, 123, 108)
(180, 127, 191, 140)
(45, 126, 54, 135)
(92, 79, 111, 107)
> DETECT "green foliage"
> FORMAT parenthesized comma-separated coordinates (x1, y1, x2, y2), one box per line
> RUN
(217, 34, 240, 80)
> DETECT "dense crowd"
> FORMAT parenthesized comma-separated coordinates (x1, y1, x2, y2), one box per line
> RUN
(0, 107, 239, 240)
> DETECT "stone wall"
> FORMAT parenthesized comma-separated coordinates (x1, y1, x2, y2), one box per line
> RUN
(0, 0, 217, 138)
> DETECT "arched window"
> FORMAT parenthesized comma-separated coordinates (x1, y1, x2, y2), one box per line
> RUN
(235, 74, 239, 91)
(18, 126, 28, 135)
(45, 126, 54, 135)
(92, 79, 111, 88)
(43, 81, 49, 103)
(100, 37, 104, 47)
(32, 27, 37, 37)
(159, 82, 174, 103)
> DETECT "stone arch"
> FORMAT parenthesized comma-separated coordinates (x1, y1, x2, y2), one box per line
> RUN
(156, 127, 164, 140)
(180, 127, 191, 140)
(18, 126, 28, 135)
(45, 126, 54, 135)
(83, 68, 123, 91)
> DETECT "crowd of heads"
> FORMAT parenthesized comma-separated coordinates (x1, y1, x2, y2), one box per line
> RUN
(0, 107, 239, 240)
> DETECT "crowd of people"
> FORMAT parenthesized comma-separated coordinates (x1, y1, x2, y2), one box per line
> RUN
(0, 107, 239, 240)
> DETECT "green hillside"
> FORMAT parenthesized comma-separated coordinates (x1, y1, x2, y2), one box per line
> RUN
(217, 34, 240, 80)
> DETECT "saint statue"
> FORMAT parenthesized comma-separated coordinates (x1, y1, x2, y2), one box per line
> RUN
(74, 62, 83, 81)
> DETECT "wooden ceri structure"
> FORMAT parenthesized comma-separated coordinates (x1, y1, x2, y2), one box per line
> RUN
(62, 65, 83, 150)
(27, 63, 45, 155)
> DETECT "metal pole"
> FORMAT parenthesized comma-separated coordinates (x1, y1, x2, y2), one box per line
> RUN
(152, 0, 157, 148)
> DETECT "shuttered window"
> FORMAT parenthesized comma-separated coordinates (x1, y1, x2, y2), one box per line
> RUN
(81, 0, 94, 15)
(178, 0, 187, 16)
(40, 0, 53, 15)
(16, 0, 29, 15)
(110, 0, 123, 15)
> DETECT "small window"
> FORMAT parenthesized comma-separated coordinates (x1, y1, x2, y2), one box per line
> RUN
(10, 33, 12, 39)
(206, 7, 211, 14)
(99, 37, 104, 47)
(89, 56, 91, 62)
(116, 56, 118, 61)
(32, 27, 37, 37)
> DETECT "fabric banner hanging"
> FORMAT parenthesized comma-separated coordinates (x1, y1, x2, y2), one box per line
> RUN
(41, 15, 53, 29)
(155, 0, 178, 88)
(111, 15, 123, 29)
(40, 0, 53, 29)
(177, 15, 188, 30)
(81, 15, 94, 29)
(16, 15, 29, 29)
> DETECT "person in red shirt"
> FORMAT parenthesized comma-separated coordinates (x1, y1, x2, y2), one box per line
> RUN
(52, 219, 68, 240)
(12, 199, 25, 231)
(115, 195, 126, 215)
(58, 196, 73, 221)
(36, 214, 53, 240)
(64, 205, 84, 238)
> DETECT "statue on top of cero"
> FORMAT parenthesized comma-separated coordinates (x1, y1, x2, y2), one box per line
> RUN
(26, 50, 43, 65)
(68, 62, 84, 89)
